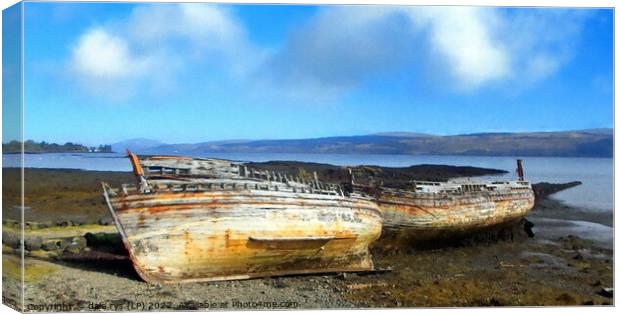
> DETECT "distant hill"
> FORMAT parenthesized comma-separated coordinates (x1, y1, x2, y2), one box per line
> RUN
(578, 128, 614, 135)
(111, 138, 163, 153)
(372, 132, 436, 137)
(118, 128, 613, 157)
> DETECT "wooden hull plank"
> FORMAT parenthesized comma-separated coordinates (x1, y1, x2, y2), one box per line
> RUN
(104, 187, 382, 284)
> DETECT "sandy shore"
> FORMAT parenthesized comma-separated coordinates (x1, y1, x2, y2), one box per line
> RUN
(1, 168, 614, 309)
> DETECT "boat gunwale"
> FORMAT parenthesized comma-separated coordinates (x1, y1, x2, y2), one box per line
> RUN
(102, 181, 381, 285)
(107, 190, 382, 217)
(376, 191, 535, 207)
(107, 184, 379, 208)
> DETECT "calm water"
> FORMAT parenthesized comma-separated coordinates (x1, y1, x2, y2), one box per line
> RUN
(2, 152, 613, 213)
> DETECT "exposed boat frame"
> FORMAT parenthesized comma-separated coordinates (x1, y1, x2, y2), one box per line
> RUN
(102, 153, 382, 284)
(353, 160, 535, 240)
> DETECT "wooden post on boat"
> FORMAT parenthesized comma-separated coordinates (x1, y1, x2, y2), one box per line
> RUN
(348, 168, 355, 186)
(517, 159, 524, 181)
(126, 149, 143, 177)
(313, 171, 320, 189)
(126, 149, 149, 191)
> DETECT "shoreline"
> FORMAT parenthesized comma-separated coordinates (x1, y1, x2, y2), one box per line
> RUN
(533, 197, 613, 226)
(527, 198, 613, 250)
(2, 167, 612, 247)
(546, 196, 613, 225)
(2, 167, 614, 307)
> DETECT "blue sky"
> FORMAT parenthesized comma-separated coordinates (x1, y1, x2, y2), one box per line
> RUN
(9, 2, 615, 145)
(2, 2, 21, 143)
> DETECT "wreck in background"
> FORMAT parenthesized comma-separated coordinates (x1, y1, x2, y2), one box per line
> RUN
(353, 160, 535, 243)
(102, 153, 382, 284)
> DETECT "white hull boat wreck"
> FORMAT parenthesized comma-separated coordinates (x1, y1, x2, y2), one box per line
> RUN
(102, 153, 382, 284)
(352, 160, 535, 243)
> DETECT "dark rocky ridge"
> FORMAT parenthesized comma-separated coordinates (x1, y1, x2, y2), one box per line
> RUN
(247, 161, 508, 189)
(532, 181, 583, 200)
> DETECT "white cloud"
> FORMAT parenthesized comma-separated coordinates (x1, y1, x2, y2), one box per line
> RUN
(502, 9, 588, 87)
(178, 4, 243, 44)
(69, 4, 260, 100)
(71, 27, 153, 79)
(67, 4, 591, 102)
(70, 27, 162, 99)
(126, 3, 265, 77)
(128, 4, 244, 51)
(406, 7, 510, 89)
(263, 6, 589, 94)
(262, 7, 413, 98)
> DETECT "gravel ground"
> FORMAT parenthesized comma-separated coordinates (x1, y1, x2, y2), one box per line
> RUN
(2, 168, 613, 310)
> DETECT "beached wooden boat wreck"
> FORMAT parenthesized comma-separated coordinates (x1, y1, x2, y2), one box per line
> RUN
(353, 160, 535, 241)
(102, 153, 382, 284)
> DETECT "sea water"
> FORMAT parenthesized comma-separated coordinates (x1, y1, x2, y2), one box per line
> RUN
(2, 152, 613, 214)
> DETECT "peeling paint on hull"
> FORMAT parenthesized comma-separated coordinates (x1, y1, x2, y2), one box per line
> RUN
(376, 189, 535, 239)
(104, 188, 382, 284)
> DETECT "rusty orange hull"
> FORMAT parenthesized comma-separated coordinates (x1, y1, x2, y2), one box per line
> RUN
(377, 190, 535, 238)
(104, 188, 382, 284)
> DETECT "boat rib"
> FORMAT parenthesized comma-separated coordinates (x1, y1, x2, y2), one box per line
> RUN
(102, 153, 382, 284)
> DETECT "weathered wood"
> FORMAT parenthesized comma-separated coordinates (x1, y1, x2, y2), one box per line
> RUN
(356, 179, 535, 237)
(103, 154, 383, 284)
(104, 187, 382, 284)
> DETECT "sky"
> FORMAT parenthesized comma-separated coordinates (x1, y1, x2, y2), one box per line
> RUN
(4, 2, 614, 145)
(2, 2, 21, 143)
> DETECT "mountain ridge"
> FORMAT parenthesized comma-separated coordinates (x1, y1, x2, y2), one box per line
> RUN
(116, 128, 613, 157)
